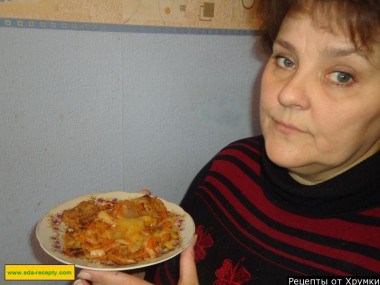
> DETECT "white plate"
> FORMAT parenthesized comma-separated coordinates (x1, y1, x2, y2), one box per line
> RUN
(36, 191, 195, 271)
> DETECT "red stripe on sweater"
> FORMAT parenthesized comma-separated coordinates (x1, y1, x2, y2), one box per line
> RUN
(196, 189, 308, 276)
(154, 265, 163, 285)
(211, 159, 380, 249)
(165, 262, 176, 285)
(217, 148, 261, 175)
(360, 208, 380, 218)
(154, 259, 176, 285)
(199, 187, 350, 275)
(227, 141, 262, 156)
(206, 175, 380, 273)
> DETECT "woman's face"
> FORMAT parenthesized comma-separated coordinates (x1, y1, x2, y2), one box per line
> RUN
(260, 13, 380, 184)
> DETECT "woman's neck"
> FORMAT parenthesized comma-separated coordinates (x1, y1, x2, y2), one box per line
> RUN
(289, 142, 380, 185)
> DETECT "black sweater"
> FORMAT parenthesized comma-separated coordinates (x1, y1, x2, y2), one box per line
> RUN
(145, 136, 380, 284)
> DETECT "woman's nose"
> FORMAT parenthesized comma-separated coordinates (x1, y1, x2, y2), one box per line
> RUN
(278, 70, 312, 110)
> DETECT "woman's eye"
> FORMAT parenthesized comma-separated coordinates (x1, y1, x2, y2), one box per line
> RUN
(276, 56, 295, 68)
(328, 71, 354, 84)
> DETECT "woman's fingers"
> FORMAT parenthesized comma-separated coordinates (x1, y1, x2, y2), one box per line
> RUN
(139, 189, 151, 195)
(73, 270, 153, 285)
(178, 235, 199, 285)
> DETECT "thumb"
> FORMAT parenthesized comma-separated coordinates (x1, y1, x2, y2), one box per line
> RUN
(74, 270, 152, 285)
(178, 235, 199, 285)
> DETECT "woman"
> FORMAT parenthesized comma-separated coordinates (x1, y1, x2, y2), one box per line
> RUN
(74, 0, 379, 284)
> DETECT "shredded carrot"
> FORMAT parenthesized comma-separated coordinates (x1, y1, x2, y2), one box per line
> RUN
(61, 195, 181, 265)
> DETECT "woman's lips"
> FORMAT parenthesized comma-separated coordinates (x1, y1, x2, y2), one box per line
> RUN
(274, 120, 304, 135)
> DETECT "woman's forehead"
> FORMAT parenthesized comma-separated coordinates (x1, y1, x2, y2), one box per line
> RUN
(285, 6, 380, 67)
(291, 1, 378, 48)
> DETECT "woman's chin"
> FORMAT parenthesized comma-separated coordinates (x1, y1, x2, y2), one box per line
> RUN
(265, 140, 309, 170)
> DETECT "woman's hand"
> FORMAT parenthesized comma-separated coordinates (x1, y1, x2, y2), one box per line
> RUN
(178, 235, 199, 285)
(73, 235, 198, 285)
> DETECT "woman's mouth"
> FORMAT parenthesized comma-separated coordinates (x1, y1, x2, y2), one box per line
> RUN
(274, 120, 304, 135)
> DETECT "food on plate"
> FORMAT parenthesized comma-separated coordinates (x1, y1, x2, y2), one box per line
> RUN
(60, 194, 182, 265)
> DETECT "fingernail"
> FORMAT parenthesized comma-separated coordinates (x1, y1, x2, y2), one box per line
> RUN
(77, 272, 92, 281)
(73, 280, 83, 285)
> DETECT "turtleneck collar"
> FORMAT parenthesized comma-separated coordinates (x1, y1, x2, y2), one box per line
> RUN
(260, 143, 380, 217)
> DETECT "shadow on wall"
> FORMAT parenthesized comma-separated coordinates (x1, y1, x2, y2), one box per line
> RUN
(250, 36, 269, 134)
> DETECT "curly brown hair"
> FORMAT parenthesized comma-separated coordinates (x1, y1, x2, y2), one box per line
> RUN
(255, 0, 380, 55)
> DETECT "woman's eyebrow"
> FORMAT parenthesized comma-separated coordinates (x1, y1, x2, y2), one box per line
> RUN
(321, 47, 368, 59)
(273, 39, 297, 54)
(274, 38, 369, 60)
